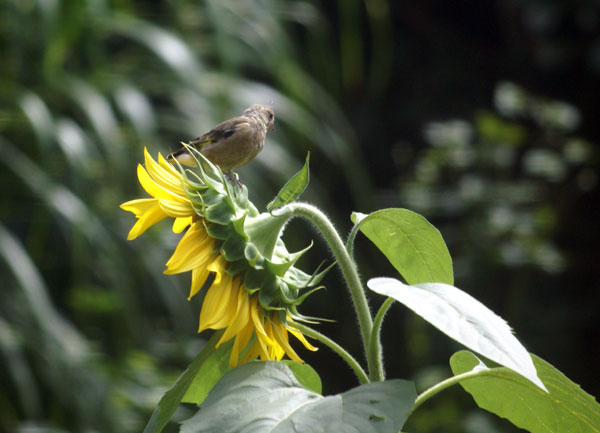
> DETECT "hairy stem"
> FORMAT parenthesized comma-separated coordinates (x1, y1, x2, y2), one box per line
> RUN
(286, 203, 374, 376)
(345, 218, 362, 260)
(367, 297, 395, 381)
(291, 322, 369, 384)
(409, 367, 505, 417)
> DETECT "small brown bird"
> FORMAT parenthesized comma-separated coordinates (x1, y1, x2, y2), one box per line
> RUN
(167, 105, 275, 177)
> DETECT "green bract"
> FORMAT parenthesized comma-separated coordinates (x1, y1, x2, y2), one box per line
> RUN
(178, 149, 328, 321)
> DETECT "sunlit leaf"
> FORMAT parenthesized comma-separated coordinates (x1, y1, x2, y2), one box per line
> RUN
(451, 350, 600, 433)
(143, 333, 230, 433)
(352, 209, 453, 285)
(281, 360, 322, 394)
(181, 340, 233, 405)
(181, 362, 416, 433)
(367, 278, 546, 391)
(267, 152, 310, 211)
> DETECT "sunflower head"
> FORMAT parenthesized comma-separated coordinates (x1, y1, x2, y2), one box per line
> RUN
(122, 147, 327, 366)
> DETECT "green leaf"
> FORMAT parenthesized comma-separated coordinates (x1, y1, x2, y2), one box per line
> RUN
(368, 278, 546, 391)
(281, 360, 322, 394)
(267, 152, 310, 212)
(142, 332, 230, 433)
(352, 209, 453, 285)
(180, 361, 416, 433)
(450, 350, 600, 433)
(181, 341, 233, 405)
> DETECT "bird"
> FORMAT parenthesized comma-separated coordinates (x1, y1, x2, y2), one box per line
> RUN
(167, 104, 275, 183)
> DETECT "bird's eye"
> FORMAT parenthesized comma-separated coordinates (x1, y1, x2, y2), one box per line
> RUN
(268, 112, 273, 119)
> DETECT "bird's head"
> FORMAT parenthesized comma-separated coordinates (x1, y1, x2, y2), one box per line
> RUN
(245, 104, 275, 131)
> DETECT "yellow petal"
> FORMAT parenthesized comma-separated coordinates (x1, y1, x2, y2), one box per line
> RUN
(240, 338, 265, 364)
(206, 255, 227, 286)
(137, 163, 183, 202)
(271, 318, 303, 363)
(198, 273, 236, 331)
(249, 298, 275, 347)
(230, 321, 254, 367)
(188, 266, 211, 300)
(120, 198, 157, 217)
(248, 300, 275, 361)
(164, 224, 214, 273)
(158, 198, 194, 218)
(264, 320, 285, 360)
(217, 280, 251, 344)
(126, 203, 167, 240)
(173, 216, 193, 233)
(288, 326, 318, 352)
(238, 332, 261, 365)
(144, 148, 187, 195)
(158, 152, 186, 178)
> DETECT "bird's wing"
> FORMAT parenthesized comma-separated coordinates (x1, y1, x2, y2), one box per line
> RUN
(188, 116, 250, 147)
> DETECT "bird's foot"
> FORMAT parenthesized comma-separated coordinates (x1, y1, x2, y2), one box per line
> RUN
(225, 171, 243, 188)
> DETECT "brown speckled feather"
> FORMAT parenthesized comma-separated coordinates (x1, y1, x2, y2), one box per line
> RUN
(168, 105, 274, 172)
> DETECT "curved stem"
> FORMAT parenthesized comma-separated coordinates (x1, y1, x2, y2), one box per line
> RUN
(291, 322, 369, 384)
(286, 203, 374, 373)
(346, 213, 386, 382)
(409, 367, 504, 417)
(367, 297, 394, 381)
(345, 219, 362, 261)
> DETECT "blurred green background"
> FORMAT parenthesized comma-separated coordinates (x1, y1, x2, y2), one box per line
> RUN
(1, 0, 598, 432)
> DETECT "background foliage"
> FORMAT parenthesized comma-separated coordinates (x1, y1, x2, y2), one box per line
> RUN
(1, 1, 598, 432)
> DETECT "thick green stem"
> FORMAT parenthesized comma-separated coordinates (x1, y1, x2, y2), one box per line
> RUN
(286, 203, 374, 375)
(291, 322, 369, 384)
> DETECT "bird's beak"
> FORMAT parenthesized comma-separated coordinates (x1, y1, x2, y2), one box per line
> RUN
(268, 124, 275, 131)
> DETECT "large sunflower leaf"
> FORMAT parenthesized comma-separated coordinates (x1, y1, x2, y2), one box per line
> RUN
(352, 209, 453, 285)
(181, 340, 233, 405)
(450, 350, 600, 433)
(143, 333, 230, 433)
(368, 278, 546, 391)
(180, 361, 416, 433)
(281, 360, 322, 394)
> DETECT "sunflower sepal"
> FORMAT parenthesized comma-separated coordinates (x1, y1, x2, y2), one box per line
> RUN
(225, 259, 248, 276)
(204, 198, 239, 225)
(278, 282, 325, 306)
(281, 260, 336, 290)
(244, 209, 292, 260)
(287, 304, 329, 325)
(221, 236, 247, 261)
(264, 241, 313, 278)
(243, 268, 278, 296)
(230, 212, 249, 239)
(181, 143, 228, 194)
(241, 243, 260, 266)
(205, 223, 232, 240)
(257, 276, 298, 308)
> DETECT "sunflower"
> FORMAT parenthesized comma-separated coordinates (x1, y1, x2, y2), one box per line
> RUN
(121, 148, 317, 366)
